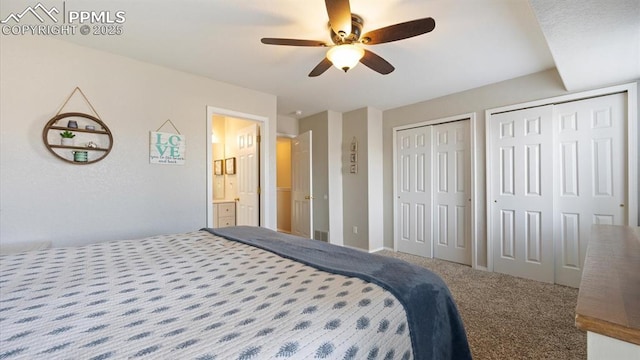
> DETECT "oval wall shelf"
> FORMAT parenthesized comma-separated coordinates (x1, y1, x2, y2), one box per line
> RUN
(42, 112, 113, 165)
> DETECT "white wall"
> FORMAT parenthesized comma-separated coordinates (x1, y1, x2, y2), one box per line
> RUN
(637, 85, 640, 226)
(342, 109, 368, 249)
(0, 36, 277, 247)
(276, 115, 298, 136)
(327, 110, 344, 246)
(340, 107, 384, 251)
(366, 108, 384, 251)
(297, 110, 344, 245)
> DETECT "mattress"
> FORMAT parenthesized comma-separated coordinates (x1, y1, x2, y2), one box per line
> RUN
(0, 227, 471, 359)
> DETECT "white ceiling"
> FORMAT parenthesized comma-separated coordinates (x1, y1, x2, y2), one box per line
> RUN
(2, 0, 638, 118)
(530, 0, 640, 91)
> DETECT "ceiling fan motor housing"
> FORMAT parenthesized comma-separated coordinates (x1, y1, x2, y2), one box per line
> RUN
(330, 14, 364, 44)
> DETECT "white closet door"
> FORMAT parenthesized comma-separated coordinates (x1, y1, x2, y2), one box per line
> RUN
(433, 120, 472, 265)
(490, 105, 555, 283)
(396, 126, 432, 257)
(553, 93, 627, 287)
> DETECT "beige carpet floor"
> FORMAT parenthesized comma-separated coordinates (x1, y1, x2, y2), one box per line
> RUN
(377, 250, 586, 360)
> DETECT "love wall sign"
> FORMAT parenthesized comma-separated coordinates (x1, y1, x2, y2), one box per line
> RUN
(150, 132, 185, 165)
(149, 120, 185, 165)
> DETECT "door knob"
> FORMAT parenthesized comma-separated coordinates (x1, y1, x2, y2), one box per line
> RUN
(234, 198, 240, 202)
(305, 195, 313, 200)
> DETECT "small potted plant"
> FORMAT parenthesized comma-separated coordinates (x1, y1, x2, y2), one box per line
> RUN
(60, 130, 75, 146)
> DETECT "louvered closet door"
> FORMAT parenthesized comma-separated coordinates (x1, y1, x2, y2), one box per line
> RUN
(396, 126, 432, 258)
(433, 120, 471, 265)
(490, 105, 555, 283)
(553, 93, 627, 287)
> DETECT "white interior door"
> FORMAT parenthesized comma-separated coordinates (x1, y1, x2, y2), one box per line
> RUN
(236, 123, 259, 226)
(433, 120, 472, 265)
(291, 131, 312, 238)
(396, 126, 433, 257)
(553, 93, 627, 287)
(490, 105, 555, 283)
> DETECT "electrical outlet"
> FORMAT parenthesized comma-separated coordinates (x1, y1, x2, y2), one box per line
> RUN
(352, 226, 358, 234)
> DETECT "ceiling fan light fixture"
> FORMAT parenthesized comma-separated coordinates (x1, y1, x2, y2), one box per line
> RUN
(327, 44, 364, 72)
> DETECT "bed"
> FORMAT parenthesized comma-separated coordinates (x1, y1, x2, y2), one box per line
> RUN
(0, 226, 471, 360)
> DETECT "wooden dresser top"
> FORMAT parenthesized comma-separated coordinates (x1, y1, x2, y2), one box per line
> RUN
(575, 225, 640, 345)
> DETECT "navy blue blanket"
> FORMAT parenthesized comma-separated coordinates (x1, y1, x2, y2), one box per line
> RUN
(204, 226, 472, 360)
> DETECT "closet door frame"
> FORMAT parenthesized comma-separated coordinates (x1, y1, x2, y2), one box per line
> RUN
(485, 82, 638, 273)
(392, 113, 480, 268)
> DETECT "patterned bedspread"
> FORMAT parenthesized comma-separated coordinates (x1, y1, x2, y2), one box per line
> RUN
(1, 230, 415, 359)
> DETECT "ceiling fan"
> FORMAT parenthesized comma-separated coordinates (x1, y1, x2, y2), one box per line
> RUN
(260, 0, 436, 77)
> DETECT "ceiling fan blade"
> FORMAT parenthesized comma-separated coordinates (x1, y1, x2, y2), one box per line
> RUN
(308, 57, 333, 77)
(325, 0, 352, 38)
(261, 38, 328, 47)
(361, 17, 436, 45)
(360, 49, 395, 75)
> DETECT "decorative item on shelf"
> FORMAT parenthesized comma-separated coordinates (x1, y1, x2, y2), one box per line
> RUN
(60, 130, 75, 146)
(225, 157, 236, 175)
(73, 151, 88, 163)
(42, 86, 113, 165)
